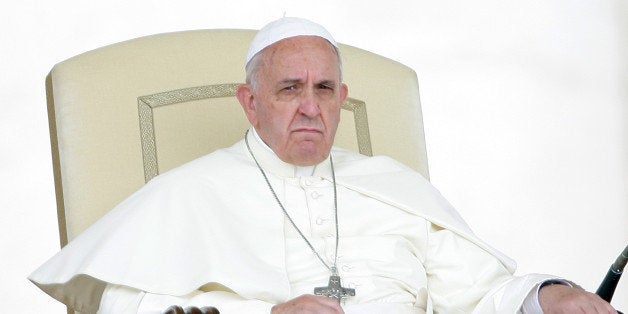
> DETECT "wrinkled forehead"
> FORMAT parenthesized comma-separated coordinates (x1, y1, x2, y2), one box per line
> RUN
(257, 36, 341, 80)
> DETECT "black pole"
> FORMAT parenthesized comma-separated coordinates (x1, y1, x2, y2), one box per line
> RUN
(595, 245, 627, 311)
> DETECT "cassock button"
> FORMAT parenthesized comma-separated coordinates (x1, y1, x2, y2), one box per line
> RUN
(348, 281, 361, 289)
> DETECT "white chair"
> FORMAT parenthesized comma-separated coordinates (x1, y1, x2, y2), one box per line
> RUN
(45, 29, 429, 312)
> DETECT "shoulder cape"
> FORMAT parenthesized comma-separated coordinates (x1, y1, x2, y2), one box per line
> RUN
(29, 140, 515, 312)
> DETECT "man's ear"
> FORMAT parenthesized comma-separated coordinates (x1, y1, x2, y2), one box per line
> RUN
(236, 84, 258, 126)
(340, 83, 349, 104)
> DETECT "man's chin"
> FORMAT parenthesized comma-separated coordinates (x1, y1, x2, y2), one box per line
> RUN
(282, 142, 331, 166)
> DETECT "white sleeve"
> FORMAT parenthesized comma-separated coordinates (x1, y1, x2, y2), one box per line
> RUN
(521, 283, 544, 313)
(424, 223, 557, 313)
(98, 284, 274, 314)
(521, 280, 572, 313)
(98, 285, 146, 314)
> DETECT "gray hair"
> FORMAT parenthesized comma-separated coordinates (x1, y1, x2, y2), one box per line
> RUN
(245, 43, 343, 92)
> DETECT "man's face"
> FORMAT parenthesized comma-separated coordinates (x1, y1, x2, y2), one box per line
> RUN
(238, 36, 348, 166)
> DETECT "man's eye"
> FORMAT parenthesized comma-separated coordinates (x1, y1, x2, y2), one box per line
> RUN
(283, 85, 297, 91)
(318, 84, 332, 90)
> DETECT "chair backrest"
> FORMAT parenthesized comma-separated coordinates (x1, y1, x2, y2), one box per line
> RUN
(46, 29, 429, 247)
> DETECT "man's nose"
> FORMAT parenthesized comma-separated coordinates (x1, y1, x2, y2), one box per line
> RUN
(298, 88, 321, 117)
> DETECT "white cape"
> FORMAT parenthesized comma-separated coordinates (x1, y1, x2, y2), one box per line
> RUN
(30, 139, 522, 313)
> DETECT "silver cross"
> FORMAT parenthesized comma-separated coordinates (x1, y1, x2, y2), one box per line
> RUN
(314, 274, 355, 303)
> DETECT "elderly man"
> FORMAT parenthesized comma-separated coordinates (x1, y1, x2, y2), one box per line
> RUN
(30, 17, 616, 314)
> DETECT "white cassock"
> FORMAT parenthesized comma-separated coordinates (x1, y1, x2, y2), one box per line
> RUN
(30, 129, 557, 313)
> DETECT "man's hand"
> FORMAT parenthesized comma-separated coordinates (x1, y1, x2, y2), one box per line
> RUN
(539, 284, 617, 313)
(271, 294, 345, 314)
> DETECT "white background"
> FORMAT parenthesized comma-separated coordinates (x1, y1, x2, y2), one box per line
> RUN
(1, 0, 626, 312)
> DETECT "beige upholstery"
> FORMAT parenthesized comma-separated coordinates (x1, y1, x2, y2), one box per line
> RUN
(46, 29, 429, 250)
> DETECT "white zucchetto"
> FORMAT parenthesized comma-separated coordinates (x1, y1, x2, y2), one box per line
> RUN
(246, 17, 338, 65)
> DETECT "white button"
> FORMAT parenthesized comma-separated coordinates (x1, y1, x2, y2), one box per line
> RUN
(347, 281, 361, 288)
(316, 217, 327, 225)
(311, 191, 322, 199)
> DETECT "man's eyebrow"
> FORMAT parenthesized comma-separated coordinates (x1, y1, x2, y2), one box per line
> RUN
(277, 79, 339, 87)
(278, 78, 303, 85)
(318, 79, 338, 86)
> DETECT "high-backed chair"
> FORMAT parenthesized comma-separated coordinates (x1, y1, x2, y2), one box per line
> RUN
(45, 29, 429, 312)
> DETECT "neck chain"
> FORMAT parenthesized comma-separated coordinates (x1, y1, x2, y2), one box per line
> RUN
(244, 130, 355, 302)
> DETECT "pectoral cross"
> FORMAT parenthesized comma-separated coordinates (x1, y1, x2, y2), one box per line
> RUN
(314, 268, 355, 303)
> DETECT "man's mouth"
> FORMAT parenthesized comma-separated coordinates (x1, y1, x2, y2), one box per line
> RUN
(292, 127, 322, 134)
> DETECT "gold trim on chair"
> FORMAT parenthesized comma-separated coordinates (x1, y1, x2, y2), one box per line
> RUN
(138, 84, 372, 182)
(343, 97, 372, 157)
(137, 84, 240, 182)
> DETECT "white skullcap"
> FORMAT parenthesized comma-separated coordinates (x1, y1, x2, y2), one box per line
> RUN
(246, 17, 338, 65)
